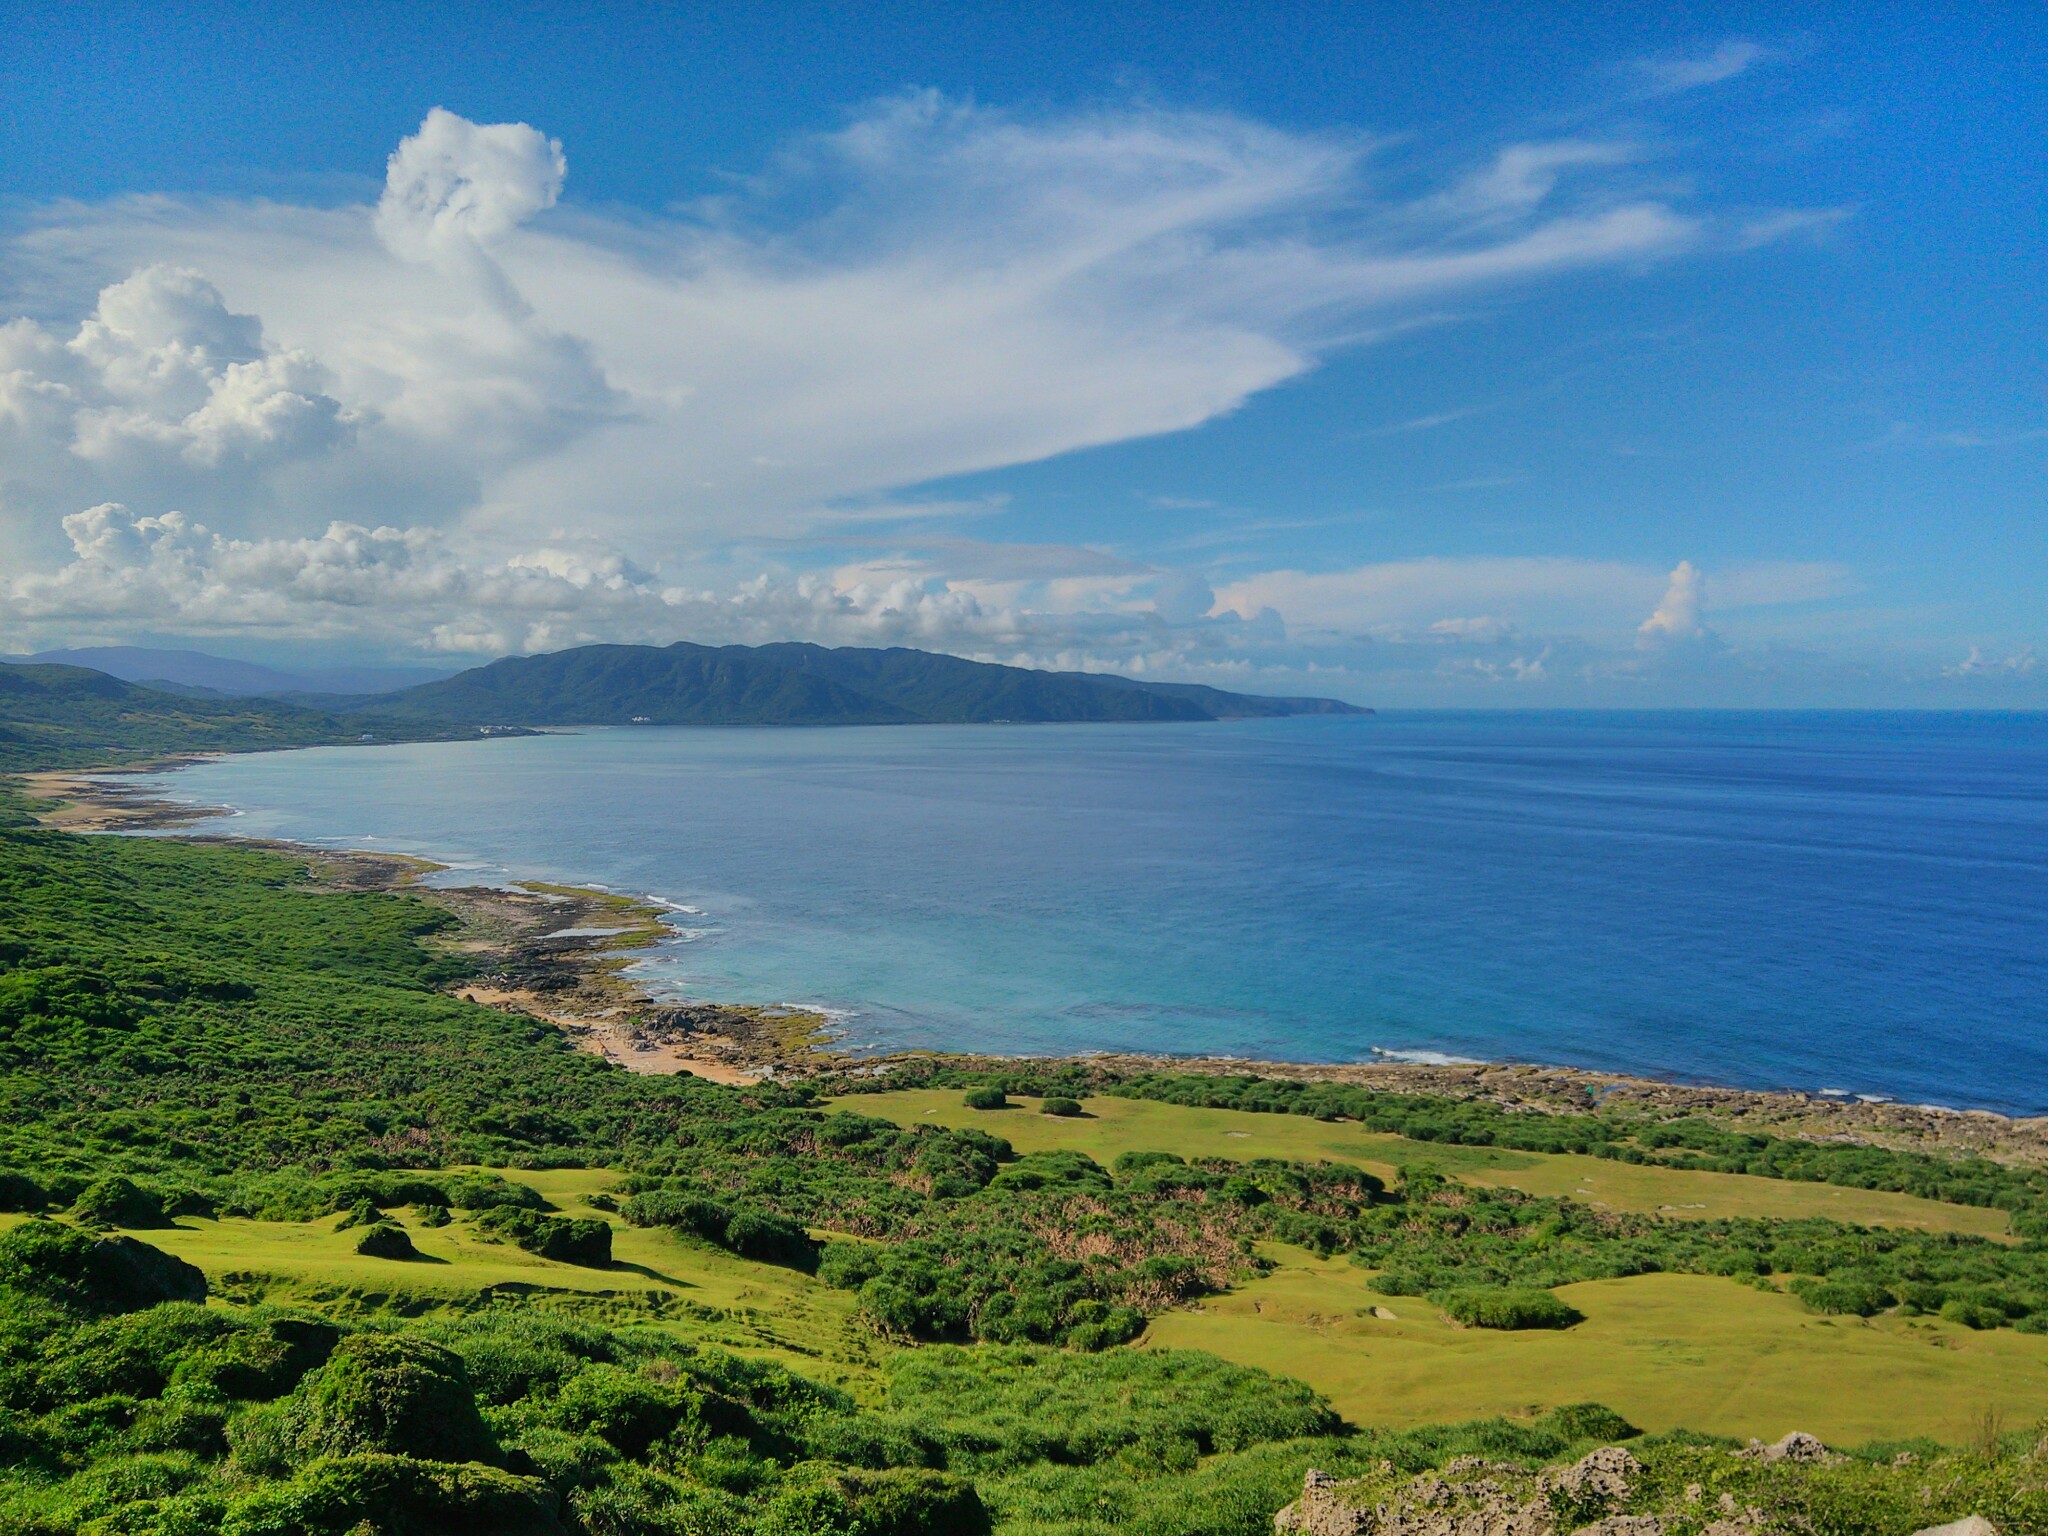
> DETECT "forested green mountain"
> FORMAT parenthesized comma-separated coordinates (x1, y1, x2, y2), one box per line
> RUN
(352, 643, 923, 727)
(344, 641, 1369, 727)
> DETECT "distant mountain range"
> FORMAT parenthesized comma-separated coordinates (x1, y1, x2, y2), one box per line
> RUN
(345, 642, 1369, 726)
(0, 642, 1365, 768)
(12, 647, 458, 697)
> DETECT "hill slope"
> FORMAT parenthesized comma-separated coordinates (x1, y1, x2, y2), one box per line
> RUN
(0, 663, 469, 770)
(355, 641, 1369, 727)
(17, 646, 456, 696)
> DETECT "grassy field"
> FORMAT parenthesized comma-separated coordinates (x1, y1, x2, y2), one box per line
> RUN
(833, 1089, 2015, 1237)
(0, 1168, 883, 1399)
(1145, 1243, 2048, 1446)
(12, 1147, 2046, 1448)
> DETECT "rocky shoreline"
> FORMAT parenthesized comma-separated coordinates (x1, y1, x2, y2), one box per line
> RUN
(18, 761, 2047, 1164)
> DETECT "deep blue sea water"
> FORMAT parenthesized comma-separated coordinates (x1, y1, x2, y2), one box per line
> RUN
(154, 712, 2048, 1114)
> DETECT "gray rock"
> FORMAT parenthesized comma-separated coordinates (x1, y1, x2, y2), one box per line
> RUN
(1744, 1431, 1831, 1464)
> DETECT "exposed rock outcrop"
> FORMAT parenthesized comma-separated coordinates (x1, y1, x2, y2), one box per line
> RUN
(1741, 1431, 1832, 1464)
(1273, 1448, 1644, 1536)
(1269, 1443, 2007, 1536)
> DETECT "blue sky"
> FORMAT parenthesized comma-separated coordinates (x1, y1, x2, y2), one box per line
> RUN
(0, 2, 2040, 703)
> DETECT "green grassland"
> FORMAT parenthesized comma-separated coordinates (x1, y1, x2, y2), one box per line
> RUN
(25, 1167, 2048, 1454)
(0, 1165, 882, 1398)
(836, 1089, 2015, 1237)
(1147, 1244, 2048, 1446)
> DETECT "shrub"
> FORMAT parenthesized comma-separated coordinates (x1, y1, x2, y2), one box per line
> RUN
(624, 1190, 816, 1270)
(537, 1364, 689, 1460)
(474, 1207, 613, 1268)
(875, 1346, 1338, 1472)
(355, 1221, 417, 1260)
(0, 1221, 206, 1316)
(221, 1452, 560, 1536)
(171, 1317, 340, 1401)
(1537, 1402, 1641, 1442)
(963, 1087, 1008, 1110)
(334, 1198, 382, 1232)
(1790, 1276, 1896, 1317)
(1433, 1287, 1583, 1330)
(723, 1208, 817, 1268)
(1940, 1297, 2006, 1330)
(0, 1170, 48, 1211)
(1040, 1097, 1084, 1117)
(838, 1466, 990, 1536)
(442, 1174, 547, 1212)
(985, 1151, 1110, 1193)
(288, 1334, 500, 1464)
(1112, 1150, 1185, 1177)
(71, 1175, 173, 1229)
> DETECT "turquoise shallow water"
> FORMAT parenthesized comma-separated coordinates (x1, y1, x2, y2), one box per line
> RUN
(157, 712, 2048, 1113)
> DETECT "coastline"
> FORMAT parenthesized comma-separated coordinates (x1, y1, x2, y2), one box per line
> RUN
(13, 762, 817, 1086)
(17, 760, 2047, 1163)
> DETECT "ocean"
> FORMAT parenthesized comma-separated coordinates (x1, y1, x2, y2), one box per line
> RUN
(153, 711, 2048, 1114)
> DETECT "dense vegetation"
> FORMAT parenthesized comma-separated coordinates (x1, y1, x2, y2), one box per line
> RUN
(4, 1223, 2040, 1536)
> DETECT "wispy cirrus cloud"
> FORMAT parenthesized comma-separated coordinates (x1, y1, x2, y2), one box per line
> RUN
(1630, 39, 1777, 97)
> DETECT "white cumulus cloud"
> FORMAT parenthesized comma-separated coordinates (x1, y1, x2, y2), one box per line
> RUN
(1637, 559, 1711, 647)
(1, 264, 350, 486)
(375, 107, 567, 262)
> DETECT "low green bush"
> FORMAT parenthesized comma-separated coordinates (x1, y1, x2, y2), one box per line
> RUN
(963, 1088, 1008, 1111)
(282, 1334, 500, 1464)
(474, 1207, 612, 1268)
(623, 1189, 816, 1270)
(1432, 1286, 1583, 1330)
(71, 1175, 179, 1229)
(0, 1221, 206, 1316)
(1040, 1097, 1084, 1117)
(221, 1452, 561, 1536)
(334, 1198, 383, 1232)
(443, 1174, 548, 1212)
(1790, 1276, 1895, 1317)
(354, 1222, 416, 1260)
(1940, 1297, 2005, 1330)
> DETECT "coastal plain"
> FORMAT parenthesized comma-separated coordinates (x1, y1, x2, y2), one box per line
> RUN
(833, 1089, 2018, 1238)
(1151, 1249, 2048, 1447)
(8, 1142, 2042, 1451)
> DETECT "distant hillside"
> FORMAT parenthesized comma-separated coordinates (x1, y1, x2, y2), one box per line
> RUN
(1050, 671, 1366, 719)
(16, 646, 456, 697)
(0, 663, 467, 771)
(353, 642, 1370, 727)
